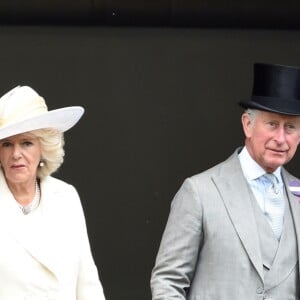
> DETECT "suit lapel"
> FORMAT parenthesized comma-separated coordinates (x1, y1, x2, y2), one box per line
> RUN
(212, 152, 264, 281)
(282, 170, 300, 277)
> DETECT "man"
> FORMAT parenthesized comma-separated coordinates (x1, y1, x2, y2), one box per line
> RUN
(151, 63, 300, 299)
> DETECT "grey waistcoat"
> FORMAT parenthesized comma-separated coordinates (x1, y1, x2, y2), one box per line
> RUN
(251, 190, 299, 300)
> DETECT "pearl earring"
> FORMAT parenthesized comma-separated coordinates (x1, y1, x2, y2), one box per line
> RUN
(39, 161, 45, 167)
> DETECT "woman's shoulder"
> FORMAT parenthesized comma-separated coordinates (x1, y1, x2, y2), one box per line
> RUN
(40, 176, 82, 211)
(41, 175, 77, 194)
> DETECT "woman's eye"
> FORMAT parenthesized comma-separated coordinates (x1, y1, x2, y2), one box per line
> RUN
(23, 141, 33, 146)
(1, 142, 11, 147)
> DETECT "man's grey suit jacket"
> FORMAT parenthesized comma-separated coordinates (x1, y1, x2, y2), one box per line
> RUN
(151, 150, 300, 299)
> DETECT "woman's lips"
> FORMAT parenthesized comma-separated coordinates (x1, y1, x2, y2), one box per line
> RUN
(11, 164, 25, 169)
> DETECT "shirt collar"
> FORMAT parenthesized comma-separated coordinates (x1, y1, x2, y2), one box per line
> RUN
(238, 146, 282, 182)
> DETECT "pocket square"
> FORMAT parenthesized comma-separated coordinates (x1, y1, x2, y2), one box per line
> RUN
(289, 180, 300, 202)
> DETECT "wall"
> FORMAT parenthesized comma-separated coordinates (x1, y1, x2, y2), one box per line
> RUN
(1, 24, 300, 299)
(1, 1, 300, 28)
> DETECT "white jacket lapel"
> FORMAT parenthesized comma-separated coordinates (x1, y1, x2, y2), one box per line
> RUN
(0, 170, 59, 279)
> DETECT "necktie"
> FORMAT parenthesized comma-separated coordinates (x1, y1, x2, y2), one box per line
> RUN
(258, 173, 285, 240)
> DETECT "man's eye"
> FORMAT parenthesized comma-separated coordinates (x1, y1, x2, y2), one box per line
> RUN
(285, 124, 296, 133)
(286, 124, 295, 129)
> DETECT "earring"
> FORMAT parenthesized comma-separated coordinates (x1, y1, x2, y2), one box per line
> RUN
(39, 160, 45, 167)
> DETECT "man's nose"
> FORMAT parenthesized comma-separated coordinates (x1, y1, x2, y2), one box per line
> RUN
(273, 127, 287, 143)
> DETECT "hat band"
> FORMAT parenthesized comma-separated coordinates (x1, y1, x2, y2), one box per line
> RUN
(250, 95, 300, 115)
(252, 95, 300, 103)
(0, 96, 47, 129)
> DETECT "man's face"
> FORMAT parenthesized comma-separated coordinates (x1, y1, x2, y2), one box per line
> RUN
(242, 110, 300, 173)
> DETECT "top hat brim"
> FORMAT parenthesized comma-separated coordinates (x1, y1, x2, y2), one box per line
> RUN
(239, 96, 300, 116)
(0, 106, 84, 140)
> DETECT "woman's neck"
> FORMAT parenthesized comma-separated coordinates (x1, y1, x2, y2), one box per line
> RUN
(7, 180, 37, 206)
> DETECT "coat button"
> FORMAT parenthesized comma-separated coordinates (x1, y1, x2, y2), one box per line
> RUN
(256, 287, 264, 294)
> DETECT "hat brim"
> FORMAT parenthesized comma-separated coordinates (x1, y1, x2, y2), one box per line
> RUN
(239, 97, 300, 116)
(0, 106, 84, 140)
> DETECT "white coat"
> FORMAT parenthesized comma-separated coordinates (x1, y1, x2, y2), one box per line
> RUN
(0, 169, 105, 300)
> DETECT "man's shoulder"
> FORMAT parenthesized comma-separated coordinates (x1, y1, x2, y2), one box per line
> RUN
(282, 168, 300, 182)
(189, 149, 241, 182)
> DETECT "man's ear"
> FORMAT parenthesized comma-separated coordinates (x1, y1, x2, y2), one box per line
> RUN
(241, 113, 252, 138)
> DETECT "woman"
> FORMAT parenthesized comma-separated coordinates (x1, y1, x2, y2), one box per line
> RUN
(0, 86, 105, 299)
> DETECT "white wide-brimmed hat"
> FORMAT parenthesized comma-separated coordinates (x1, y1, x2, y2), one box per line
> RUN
(0, 85, 84, 140)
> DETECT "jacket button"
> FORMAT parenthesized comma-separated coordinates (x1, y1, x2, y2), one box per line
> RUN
(256, 287, 264, 294)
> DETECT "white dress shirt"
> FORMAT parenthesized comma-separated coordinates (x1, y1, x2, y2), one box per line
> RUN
(238, 146, 284, 220)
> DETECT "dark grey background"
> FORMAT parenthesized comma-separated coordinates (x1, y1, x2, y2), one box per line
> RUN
(1, 6, 300, 299)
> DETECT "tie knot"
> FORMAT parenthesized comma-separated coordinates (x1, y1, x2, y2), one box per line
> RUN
(263, 173, 278, 185)
(260, 173, 282, 195)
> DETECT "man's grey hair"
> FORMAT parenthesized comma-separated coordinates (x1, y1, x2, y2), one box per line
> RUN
(245, 108, 261, 126)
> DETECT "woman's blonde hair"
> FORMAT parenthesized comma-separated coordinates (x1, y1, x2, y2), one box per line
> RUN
(31, 128, 65, 179)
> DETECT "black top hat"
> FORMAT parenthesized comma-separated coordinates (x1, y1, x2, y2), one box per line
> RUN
(239, 63, 300, 115)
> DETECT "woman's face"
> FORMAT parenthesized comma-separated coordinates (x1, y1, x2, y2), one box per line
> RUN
(0, 132, 42, 186)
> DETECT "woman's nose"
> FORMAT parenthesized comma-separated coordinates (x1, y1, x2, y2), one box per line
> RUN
(12, 146, 22, 159)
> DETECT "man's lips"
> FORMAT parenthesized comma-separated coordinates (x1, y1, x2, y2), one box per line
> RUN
(267, 148, 288, 154)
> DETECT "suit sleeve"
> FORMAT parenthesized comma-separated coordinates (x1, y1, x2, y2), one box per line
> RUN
(150, 177, 203, 299)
